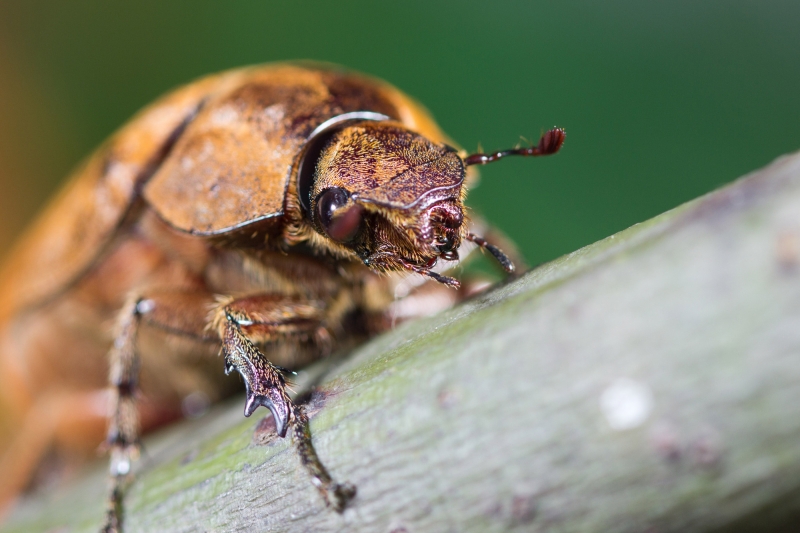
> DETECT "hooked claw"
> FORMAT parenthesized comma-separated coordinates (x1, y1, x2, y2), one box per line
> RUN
(222, 319, 294, 438)
(244, 383, 292, 438)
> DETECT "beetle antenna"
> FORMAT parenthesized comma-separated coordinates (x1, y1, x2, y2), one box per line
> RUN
(466, 233, 515, 274)
(463, 127, 565, 166)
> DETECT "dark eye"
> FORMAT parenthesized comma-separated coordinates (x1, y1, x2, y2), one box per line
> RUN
(316, 187, 363, 243)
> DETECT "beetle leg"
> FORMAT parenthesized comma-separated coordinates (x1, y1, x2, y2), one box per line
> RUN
(103, 297, 144, 533)
(213, 295, 356, 512)
(465, 233, 517, 274)
(99, 290, 354, 530)
(291, 404, 356, 511)
(464, 221, 527, 277)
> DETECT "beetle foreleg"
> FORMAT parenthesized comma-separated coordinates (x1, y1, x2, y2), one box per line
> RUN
(214, 295, 356, 512)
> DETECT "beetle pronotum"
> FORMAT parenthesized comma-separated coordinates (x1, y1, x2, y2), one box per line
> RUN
(0, 63, 563, 531)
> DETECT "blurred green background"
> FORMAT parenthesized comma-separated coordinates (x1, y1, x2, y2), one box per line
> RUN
(0, 1, 799, 266)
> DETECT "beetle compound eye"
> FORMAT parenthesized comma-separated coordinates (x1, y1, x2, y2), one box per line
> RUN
(327, 204, 364, 243)
(316, 187, 363, 243)
(317, 187, 349, 227)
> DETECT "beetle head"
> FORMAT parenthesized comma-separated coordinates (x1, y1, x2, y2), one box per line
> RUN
(300, 120, 467, 284)
(297, 115, 565, 287)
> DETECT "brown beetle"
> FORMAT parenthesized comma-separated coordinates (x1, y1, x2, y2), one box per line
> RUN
(0, 63, 563, 531)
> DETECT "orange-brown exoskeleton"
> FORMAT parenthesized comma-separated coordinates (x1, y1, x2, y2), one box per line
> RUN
(0, 63, 564, 531)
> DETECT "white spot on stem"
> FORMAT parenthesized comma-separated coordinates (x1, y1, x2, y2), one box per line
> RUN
(600, 378, 653, 430)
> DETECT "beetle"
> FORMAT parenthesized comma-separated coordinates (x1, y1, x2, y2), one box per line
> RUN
(0, 63, 564, 531)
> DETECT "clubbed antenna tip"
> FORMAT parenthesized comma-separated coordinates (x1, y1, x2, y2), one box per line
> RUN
(464, 127, 566, 166)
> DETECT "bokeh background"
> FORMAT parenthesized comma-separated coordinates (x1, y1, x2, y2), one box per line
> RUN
(1, 1, 799, 266)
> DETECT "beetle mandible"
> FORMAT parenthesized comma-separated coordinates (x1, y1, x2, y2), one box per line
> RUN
(0, 63, 564, 531)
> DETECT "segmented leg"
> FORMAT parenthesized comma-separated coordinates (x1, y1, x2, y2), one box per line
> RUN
(213, 294, 355, 510)
(101, 291, 354, 531)
(292, 405, 356, 511)
(103, 297, 143, 533)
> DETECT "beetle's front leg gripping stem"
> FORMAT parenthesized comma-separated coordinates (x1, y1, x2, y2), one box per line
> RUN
(218, 303, 355, 512)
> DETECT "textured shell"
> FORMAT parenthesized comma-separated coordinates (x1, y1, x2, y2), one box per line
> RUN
(0, 64, 451, 320)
